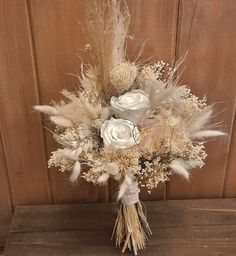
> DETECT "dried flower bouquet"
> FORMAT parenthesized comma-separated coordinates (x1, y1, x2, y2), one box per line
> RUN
(34, 1, 224, 255)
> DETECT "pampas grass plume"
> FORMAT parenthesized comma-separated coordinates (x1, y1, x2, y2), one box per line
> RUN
(186, 105, 213, 134)
(34, 105, 58, 115)
(50, 116, 72, 127)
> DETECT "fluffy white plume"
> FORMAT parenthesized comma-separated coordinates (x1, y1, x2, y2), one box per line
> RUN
(97, 173, 110, 184)
(186, 105, 213, 134)
(169, 159, 190, 181)
(149, 84, 187, 109)
(117, 175, 132, 200)
(190, 130, 226, 139)
(69, 161, 81, 183)
(34, 105, 58, 115)
(50, 116, 72, 127)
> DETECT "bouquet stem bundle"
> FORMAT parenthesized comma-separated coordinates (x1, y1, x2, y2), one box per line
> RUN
(112, 182, 152, 255)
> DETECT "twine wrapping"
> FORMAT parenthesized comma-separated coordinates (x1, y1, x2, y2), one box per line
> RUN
(121, 181, 140, 205)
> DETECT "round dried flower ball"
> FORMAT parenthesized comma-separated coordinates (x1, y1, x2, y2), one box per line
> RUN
(110, 62, 138, 93)
(136, 66, 157, 90)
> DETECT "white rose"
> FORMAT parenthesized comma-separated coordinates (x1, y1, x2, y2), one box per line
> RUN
(110, 90, 150, 123)
(111, 90, 149, 111)
(101, 118, 140, 149)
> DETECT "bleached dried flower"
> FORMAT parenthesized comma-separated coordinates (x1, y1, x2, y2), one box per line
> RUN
(110, 62, 138, 93)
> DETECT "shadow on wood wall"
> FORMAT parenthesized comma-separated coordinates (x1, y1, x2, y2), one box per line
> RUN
(0, 0, 236, 248)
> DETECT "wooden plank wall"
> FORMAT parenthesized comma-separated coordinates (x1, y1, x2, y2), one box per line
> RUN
(0, 0, 235, 248)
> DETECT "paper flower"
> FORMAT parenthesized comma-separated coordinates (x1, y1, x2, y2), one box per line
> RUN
(101, 118, 140, 149)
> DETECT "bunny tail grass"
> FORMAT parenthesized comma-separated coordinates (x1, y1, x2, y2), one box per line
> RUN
(112, 201, 152, 255)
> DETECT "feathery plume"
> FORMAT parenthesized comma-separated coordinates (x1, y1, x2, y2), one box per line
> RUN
(86, 0, 130, 101)
(69, 161, 81, 183)
(169, 159, 190, 181)
(50, 116, 72, 127)
(186, 105, 214, 134)
(190, 130, 226, 139)
(34, 105, 58, 115)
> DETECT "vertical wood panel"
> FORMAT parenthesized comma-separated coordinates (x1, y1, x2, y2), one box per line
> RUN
(109, 0, 180, 201)
(0, 0, 51, 205)
(0, 134, 12, 247)
(223, 111, 236, 197)
(29, 0, 108, 203)
(167, 0, 236, 199)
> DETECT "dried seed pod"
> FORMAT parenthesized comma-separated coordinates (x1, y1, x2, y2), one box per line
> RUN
(136, 66, 157, 90)
(110, 62, 138, 93)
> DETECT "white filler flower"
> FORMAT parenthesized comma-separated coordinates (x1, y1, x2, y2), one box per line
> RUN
(110, 89, 150, 112)
(101, 118, 140, 149)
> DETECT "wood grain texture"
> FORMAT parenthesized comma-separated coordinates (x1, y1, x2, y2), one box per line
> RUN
(0, 134, 12, 247)
(4, 199, 236, 255)
(1, 0, 236, 249)
(0, 0, 51, 205)
(224, 111, 236, 197)
(28, 0, 108, 203)
(167, 0, 236, 199)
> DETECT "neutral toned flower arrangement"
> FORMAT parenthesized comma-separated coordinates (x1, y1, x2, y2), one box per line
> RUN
(34, 1, 224, 254)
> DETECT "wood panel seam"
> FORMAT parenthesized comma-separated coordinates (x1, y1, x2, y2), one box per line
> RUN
(222, 105, 236, 197)
(0, 132, 14, 214)
(173, 0, 181, 63)
(185, 0, 198, 52)
(24, 0, 53, 203)
(165, 0, 182, 200)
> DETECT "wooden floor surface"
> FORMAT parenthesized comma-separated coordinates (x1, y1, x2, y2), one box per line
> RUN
(3, 199, 236, 256)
